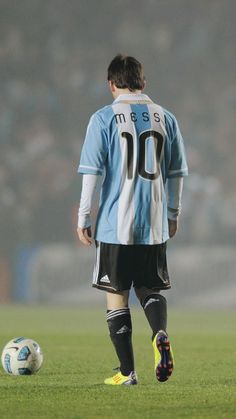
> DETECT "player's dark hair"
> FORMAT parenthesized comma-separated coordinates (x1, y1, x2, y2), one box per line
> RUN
(107, 54, 145, 91)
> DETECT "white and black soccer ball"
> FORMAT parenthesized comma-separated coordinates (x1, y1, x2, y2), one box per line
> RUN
(1, 337, 43, 375)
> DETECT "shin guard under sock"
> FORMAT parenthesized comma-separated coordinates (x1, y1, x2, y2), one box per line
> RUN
(107, 308, 134, 376)
(142, 294, 167, 340)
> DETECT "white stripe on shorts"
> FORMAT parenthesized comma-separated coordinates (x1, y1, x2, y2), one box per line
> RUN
(92, 242, 101, 286)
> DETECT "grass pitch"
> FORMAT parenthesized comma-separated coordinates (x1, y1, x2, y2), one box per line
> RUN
(0, 305, 235, 419)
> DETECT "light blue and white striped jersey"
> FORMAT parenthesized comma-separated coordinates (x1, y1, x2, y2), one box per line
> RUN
(78, 93, 188, 244)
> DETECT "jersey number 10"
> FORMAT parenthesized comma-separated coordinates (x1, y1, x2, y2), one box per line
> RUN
(121, 130, 163, 180)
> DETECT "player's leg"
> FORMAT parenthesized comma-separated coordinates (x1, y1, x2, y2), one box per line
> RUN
(133, 242, 173, 382)
(106, 290, 134, 376)
(92, 242, 137, 385)
(104, 290, 137, 385)
(135, 287, 167, 340)
(133, 242, 169, 340)
(135, 287, 174, 382)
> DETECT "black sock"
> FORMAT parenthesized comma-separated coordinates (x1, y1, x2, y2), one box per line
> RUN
(141, 294, 167, 340)
(106, 308, 134, 376)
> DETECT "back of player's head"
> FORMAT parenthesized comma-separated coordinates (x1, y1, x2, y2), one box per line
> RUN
(107, 54, 145, 91)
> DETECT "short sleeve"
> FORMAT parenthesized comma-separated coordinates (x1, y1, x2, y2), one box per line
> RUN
(78, 113, 108, 176)
(165, 113, 188, 178)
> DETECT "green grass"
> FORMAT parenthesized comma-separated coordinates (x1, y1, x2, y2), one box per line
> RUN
(0, 306, 235, 419)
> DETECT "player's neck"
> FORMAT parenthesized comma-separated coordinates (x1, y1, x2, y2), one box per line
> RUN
(111, 88, 143, 99)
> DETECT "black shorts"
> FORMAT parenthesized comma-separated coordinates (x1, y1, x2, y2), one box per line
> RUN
(92, 241, 170, 292)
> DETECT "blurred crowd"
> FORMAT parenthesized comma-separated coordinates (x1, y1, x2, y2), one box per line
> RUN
(0, 0, 236, 296)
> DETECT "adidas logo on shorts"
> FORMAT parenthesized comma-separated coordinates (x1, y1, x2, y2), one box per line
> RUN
(100, 274, 110, 283)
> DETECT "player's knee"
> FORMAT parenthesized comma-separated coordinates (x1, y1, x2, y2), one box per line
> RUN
(106, 290, 129, 310)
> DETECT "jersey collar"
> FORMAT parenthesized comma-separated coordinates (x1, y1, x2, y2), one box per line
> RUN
(113, 93, 153, 104)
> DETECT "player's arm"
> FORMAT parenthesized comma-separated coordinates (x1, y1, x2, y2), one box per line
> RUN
(77, 174, 99, 246)
(77, 112, 108, 245)
(167, 177, 184, 238)
(165, 112, 188, 238)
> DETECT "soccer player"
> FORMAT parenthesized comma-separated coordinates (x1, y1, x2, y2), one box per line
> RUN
(77, 54, 188, 385)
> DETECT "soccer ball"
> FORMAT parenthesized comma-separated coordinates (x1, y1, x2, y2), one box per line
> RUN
(1, 337, 43, 375)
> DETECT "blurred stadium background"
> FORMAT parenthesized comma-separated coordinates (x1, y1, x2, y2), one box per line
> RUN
(0, 0, 235, 308)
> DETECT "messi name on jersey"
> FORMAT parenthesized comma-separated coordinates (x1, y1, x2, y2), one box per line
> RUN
(114, 111, 160, 124)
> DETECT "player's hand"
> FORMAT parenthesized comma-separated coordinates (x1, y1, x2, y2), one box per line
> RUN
(168, 219, 178, 238)
(77, 227, 93, 246)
